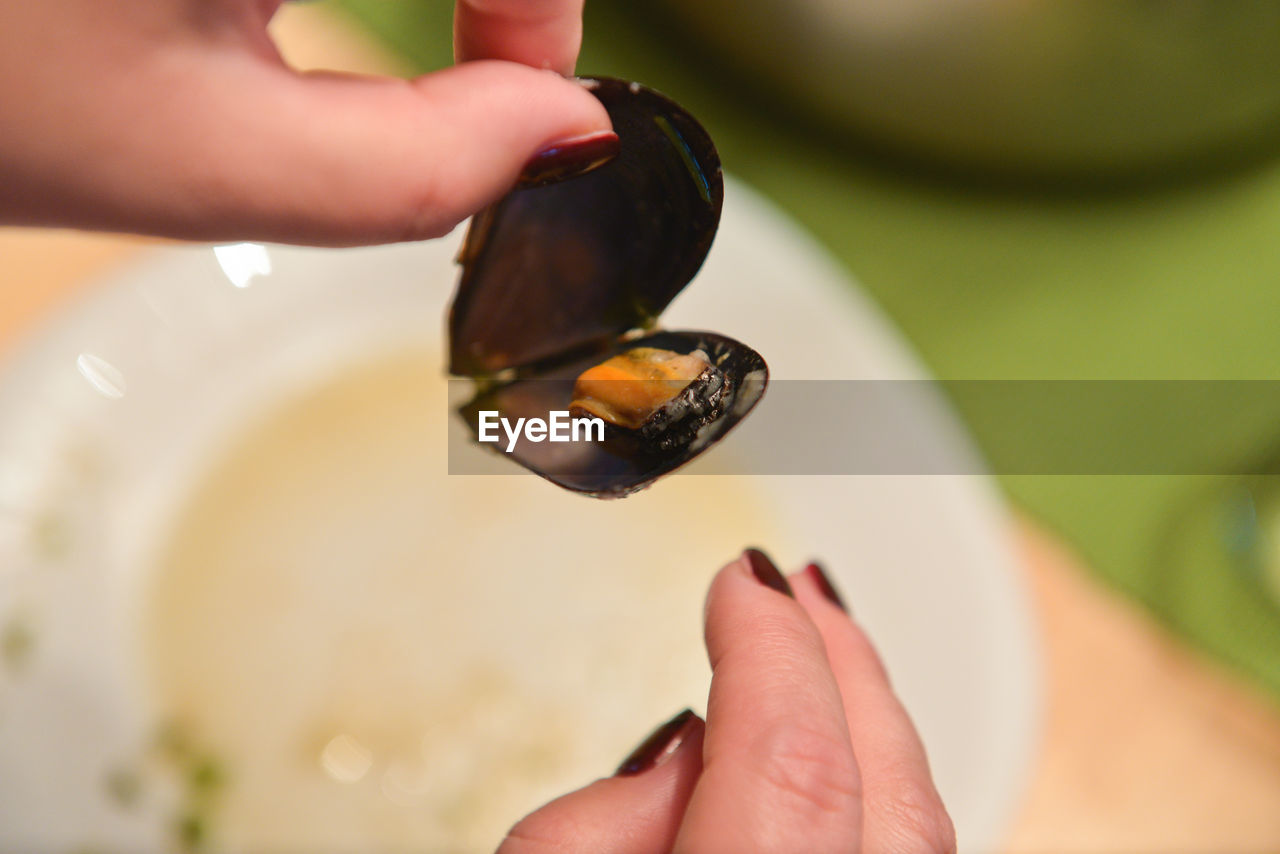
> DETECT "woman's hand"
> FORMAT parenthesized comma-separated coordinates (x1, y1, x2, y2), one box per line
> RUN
(500, 550, 956, 854)
(0, 0, 613, 244)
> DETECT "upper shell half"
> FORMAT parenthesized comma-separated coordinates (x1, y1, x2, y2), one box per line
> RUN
(449, 78, 724, 377)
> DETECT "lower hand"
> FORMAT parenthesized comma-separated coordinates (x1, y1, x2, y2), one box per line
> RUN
(500, 549, 957, 854)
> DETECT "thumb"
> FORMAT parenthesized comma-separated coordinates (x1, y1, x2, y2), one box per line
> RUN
(17, 57, 613, 245)
(498, 710, 704, 854)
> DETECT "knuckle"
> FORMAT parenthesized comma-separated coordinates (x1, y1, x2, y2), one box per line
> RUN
(758, 724, 861, 822)
(396, 174, 458, 243)
(497, 811, 581, 854)
(876, 786, 956, 854)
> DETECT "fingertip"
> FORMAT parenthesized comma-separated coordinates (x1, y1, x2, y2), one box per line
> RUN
(499, 709, 703, 854)
(803, 562, 848, 612)
(454, 0, 585, 76)
(742, 548, 795, 598)
(709, 549, 794, 604)
(790, 566, 892, 687)
(412, 60, 610, 128)
(703, 551, 820, 670)
(516, 128, 619, 188)
(615, 708, 702, 777)
(385, 60, 612, 237)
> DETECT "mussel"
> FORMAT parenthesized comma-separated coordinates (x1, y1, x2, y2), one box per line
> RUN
(448, 78, 768, 498)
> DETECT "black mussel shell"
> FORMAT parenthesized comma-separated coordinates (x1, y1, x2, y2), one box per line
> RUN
(448, 78, 723, 377)
(459, 331, 767, 498)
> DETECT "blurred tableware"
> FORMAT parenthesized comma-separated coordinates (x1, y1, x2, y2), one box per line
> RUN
(648, 0, 1280, 178)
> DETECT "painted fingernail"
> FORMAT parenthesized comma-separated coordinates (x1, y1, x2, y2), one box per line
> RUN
(743, 548, 793, 598)
(806, 562, 847, 612)
(616, 708, 696, 776)
(518, 130, 620, 188)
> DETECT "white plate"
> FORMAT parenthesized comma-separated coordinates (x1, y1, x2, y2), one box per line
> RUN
(0, 179, 1040, 852)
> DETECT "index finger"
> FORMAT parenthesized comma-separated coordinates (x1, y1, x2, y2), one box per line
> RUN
(674, 550, 863, 854)
(454, 0, 584, 76)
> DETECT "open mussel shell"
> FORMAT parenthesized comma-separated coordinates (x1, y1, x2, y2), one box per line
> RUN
(448, 78, 723, 377)
(459, 331, 767, 498)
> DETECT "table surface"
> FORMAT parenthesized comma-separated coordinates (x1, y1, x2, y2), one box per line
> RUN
(4, 6, 1280, 850)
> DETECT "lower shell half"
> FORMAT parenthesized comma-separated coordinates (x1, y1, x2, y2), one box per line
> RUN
(457, 330, 768, 498)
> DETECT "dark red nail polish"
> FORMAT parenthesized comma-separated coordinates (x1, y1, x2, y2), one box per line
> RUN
(806, 562, 847, 612)
(518, 130, 620, 188)
(616, 708, 696, 776)
(744, 548, 793, 598)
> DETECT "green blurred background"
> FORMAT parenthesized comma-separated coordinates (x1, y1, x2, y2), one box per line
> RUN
(335, 0, 1280, 699)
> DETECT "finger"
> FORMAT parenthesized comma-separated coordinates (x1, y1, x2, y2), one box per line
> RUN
(4, 55, 612, 245)
(674, 550, 862, 854)
(498, 710, 704, 854)
(455, 0, 584, 76)
(791, 564, 956, 854)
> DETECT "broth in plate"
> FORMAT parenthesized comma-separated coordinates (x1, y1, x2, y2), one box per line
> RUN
(143, 348, 778, 852)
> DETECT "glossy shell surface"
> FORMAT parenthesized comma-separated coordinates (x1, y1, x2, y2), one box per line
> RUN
(449, 78, 723, 377)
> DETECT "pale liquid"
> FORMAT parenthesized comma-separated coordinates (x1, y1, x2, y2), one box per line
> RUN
(143, 350, 778, 853)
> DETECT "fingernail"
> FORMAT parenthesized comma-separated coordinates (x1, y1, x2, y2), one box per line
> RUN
(616, 708, 696, 776)
(518, 130, 620, 188)
(743, 548, 793, 598)
(806, 562, 847, 612)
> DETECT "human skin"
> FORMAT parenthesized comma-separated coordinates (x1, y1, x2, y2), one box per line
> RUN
(499, 552, 957, 854)
(0, 0, 610, 244)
